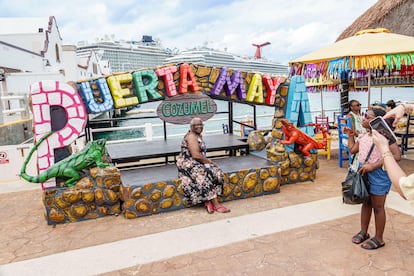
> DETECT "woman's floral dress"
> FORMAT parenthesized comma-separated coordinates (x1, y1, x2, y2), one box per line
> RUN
(176, 133, 224, 205)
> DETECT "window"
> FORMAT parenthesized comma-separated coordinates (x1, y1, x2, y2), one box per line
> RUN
(55, 44, 61, 63)
(93, 63, 98, 74)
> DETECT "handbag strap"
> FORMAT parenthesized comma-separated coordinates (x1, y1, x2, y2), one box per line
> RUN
(350, 153, 357, 164)
(363, 144, 375, 164)
(350, 144, 374, 166)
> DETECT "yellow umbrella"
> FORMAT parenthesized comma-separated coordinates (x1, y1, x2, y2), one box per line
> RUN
(289, 28, 414, 105)
(290, 28, 414, 70)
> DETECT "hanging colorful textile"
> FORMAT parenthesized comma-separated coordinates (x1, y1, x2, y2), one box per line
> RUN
(304, 62, 326, 84)
(386, 53, 414, 70)
(327, 58, 347, 79)
(354, 55, 386, 71)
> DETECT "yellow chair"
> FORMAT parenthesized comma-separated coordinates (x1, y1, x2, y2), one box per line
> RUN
(314, 133, 331, 160)
(315, 115, 330, 133)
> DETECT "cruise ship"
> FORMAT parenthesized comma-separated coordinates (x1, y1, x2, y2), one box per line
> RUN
(164, 46, 288, 76)
(76, 35, 171, 73)
(77, 36, 288, 76)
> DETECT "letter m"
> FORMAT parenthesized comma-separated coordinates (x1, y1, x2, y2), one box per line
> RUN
(210, 67, 246, 100)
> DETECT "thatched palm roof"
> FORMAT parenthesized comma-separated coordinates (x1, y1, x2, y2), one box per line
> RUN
(337, 0, 414, 41)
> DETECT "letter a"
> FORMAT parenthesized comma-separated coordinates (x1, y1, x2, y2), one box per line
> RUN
(179, 63, 199, 93)
(246, 73, 264, 103)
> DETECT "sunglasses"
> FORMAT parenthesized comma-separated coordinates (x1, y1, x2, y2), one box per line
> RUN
(352, 104, 361, 107)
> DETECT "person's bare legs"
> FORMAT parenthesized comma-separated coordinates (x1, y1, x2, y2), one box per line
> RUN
(211, 197, 221, 208)
(352, 200, 372, 243)
(360, 200, 372, 233)
(360, 194, 387, 249)
(369, 194, 387, 243)
(204, 200, 214, 214)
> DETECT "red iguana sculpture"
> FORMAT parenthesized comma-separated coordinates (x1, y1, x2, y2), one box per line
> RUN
(279, 119, 328, 157)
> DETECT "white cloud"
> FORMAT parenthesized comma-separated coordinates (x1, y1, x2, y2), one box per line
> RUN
(0, 0, 377, 64)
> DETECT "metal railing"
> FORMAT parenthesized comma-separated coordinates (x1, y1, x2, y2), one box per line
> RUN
(86, 105, 348, 145)
(0, 95, 30, 124)
(88, 114, 274, 144)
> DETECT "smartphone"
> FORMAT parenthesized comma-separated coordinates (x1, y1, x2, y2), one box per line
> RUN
(369, 116, 397, 145)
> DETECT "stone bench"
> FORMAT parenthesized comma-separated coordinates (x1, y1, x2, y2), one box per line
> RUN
(119, 155, 281, 219)
(43, 166, 122, 225)
(42, 152, 319, 224)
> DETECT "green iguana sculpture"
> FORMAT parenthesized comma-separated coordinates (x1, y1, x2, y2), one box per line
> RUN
(20, 132, 110, 187)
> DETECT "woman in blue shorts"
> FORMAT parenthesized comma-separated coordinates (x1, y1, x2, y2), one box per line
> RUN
(344, 107, 401, 250)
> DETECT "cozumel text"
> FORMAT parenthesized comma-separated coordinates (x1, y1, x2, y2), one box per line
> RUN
(161, 100, 214, 117)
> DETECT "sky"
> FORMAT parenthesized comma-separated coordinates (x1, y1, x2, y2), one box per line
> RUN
(0, 0, 378, 64)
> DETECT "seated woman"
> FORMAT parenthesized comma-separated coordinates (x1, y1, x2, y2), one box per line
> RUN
(176, 117, 230, 214)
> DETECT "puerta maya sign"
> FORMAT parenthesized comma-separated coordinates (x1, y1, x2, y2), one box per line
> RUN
(74, 63, 285, 125)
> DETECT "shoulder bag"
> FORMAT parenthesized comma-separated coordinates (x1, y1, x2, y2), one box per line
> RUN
(342, 144, 374, 205)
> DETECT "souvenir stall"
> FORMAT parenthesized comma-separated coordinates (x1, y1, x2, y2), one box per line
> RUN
(289, 28, 414, 115)
(289, 28, 414, 165)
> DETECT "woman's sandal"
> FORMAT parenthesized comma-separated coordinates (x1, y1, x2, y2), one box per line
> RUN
(204, 201, 214, 214)
(352, 230, 370, 244)
(214, 205, 230, 213)
(361, 237, 385, 250)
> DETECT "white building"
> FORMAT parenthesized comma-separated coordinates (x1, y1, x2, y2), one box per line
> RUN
(0, 16, 110, 96)
(77, 47, 111, 80)
(0, 17, 63, 74)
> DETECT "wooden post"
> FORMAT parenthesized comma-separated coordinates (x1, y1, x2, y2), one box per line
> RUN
(367, 69, 371, 106)
(339, 71, 349, 115)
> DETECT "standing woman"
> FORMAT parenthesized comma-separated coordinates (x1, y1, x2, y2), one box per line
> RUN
(344, 108, 401, 250)
(176, 117, 230, 214)
(347, 100, 366, 137)
(347, 100, 367, 171)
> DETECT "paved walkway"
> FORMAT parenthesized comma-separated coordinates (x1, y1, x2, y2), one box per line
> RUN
(1, 151, 414, 275)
